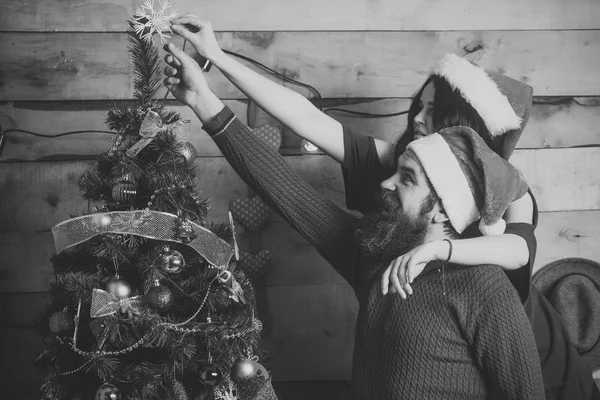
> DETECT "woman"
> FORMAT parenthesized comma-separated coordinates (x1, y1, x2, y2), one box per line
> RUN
(168, 16, 533, 300)
(166, 17, 600, 399)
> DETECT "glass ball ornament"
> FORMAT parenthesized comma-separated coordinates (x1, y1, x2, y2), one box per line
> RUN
(111, 174, 137, 204)
(106, 278, 131, 299)
(94, 383, 121, 400)
(48, 310, 75, 334)
(146, 283, 173, 311)
(233, 358, 269, 380)
(163, 250, 185, 273)
(179, 142, 197, 164)
(197, 362, 223, 388)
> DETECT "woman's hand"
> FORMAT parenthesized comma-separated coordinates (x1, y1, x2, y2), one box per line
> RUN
(170, 15, 223, 62)
(380, 240, 448, 298)
(163, 42, 210, 107)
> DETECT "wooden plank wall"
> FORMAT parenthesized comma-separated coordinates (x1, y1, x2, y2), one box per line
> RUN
(1, 0, 600, 396)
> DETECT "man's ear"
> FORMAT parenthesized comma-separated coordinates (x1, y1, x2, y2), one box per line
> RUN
(432, 206, 449, 224)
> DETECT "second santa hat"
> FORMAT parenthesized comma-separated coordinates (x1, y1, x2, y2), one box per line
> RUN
(406, 126, 528, 235)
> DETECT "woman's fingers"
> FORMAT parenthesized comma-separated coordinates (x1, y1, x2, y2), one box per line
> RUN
(170, 24, 197, 42)
(381, 263, 392, 295)
(390, 260, 407, 300)
(164, 54, 181, 68)
(163, 78, 176, 94)
(398, 258, 414, 296)
(170, 15, 204, 29)
(164, 77, 180, 85)
(164, 65, 178, 77)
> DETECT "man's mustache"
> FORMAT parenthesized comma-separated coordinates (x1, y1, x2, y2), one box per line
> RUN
(379, 190, 401, 215)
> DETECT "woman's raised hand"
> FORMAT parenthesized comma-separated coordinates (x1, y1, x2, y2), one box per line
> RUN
(170, 15, 223, 62)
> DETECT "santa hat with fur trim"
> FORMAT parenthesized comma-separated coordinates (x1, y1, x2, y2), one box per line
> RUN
(406, 126, 528, 235)
(432, 54, 533, 159)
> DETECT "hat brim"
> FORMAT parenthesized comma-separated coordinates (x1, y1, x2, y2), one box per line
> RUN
(533, 257, 600, 368)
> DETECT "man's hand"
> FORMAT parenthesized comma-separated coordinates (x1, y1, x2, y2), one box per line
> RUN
(163, 42, 210, 107)
(380, 240, 448, 298)
(170, 15, 223, 63)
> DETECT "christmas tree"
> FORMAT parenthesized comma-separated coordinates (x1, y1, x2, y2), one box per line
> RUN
(35, 2, 276, 399)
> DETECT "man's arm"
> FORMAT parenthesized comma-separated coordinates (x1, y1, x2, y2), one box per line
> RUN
(163, 41, 360, 287)
(197, 104, 360, 286)
(469, 286, 545, 399)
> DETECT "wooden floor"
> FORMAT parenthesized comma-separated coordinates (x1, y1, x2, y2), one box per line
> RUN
(1, 381, 352, 400)
(273, 381, 351, 400)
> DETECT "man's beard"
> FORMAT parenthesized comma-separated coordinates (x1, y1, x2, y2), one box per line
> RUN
(354, 191, 428, 263)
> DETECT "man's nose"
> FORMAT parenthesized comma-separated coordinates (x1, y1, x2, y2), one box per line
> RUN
(380, 174, 398, 191)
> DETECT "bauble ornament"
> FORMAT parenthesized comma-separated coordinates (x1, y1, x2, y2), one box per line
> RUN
(48, 310, 74, 334)
(233, 358, 269, 380)
(197, 362, 222, 388)
(95, 383, 121, 400)
(178, 142, 197, 164)
(163, 250, 185, 273)
(111, 174, 137, 204)
(146, 281, 173, 311)
(106, 277, 131, 299)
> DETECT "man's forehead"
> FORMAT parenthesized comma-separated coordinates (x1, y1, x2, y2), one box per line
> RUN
(397, 150, 424, 177)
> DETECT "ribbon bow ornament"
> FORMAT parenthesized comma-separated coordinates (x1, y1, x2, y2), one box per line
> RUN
(90, 288, 145, 318)
(126, 110, 189, 158)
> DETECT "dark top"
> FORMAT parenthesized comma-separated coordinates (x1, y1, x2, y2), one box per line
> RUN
(203, 106, 545, 399)
(341, 126, 600, 400)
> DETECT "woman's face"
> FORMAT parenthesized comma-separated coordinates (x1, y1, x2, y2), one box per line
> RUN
(413, 82, 435, 139)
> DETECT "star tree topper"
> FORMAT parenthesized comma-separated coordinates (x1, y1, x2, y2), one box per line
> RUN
(133, 0, 179, 44)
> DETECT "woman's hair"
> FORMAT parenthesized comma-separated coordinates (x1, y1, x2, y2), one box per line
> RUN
(393, 75, 501, 162)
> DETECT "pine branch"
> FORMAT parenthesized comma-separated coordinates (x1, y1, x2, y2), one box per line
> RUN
(170, 379, 189, 400)
(128, 21, 163, 105)
(88, 356, 120, 382)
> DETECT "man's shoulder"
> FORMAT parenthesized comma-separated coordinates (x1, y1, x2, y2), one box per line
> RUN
(450, 263, 516, 299)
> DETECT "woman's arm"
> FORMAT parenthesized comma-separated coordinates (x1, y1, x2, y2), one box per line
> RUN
(436, 191, 535, 269)
(452, 190, 535, 266)
(170, 16, 347, 163)
(383, 192, 536, 297)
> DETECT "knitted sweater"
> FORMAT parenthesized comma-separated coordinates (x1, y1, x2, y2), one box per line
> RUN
(203, 106, 545, 400)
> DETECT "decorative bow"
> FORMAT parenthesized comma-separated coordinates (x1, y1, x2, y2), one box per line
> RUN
(126, 110, 189, 158)
(90, 288, 145, 318)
